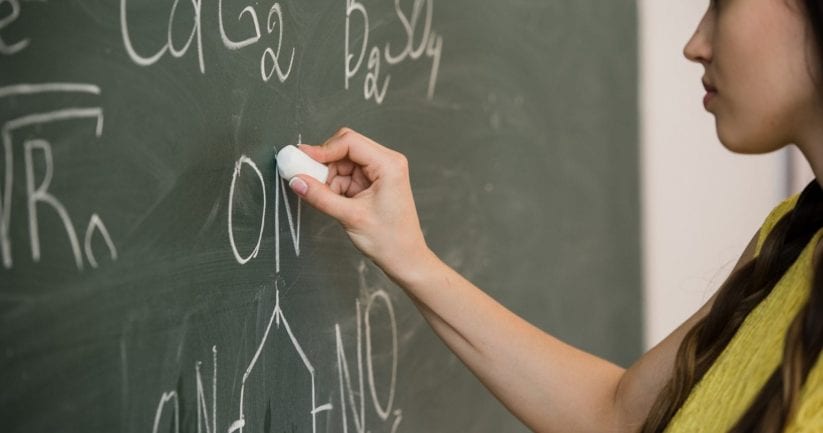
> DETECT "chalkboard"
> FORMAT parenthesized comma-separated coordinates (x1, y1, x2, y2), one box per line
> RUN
(0, 1, 641, 432)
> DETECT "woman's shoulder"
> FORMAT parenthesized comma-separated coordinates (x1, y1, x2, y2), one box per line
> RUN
(755, 194, 801, 255)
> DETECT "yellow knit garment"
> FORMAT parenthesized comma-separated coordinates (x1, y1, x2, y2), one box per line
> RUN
(664, 195, 823, 432)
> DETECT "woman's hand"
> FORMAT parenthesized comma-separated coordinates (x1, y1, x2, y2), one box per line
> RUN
(288, 128, 433, 279)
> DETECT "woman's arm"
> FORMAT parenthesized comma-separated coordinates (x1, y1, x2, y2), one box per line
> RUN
(289, 128, 758, 433)
(392, 250, 626, 433)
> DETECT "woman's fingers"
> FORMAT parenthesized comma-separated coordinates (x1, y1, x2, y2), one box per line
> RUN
(329, 175, 355, 196)
(290, 175, 357, 224)
(352, 166, 370, 193)
(300, 128, 387, 169)
(294, 128, 395, 221)
(329, 159, 357, 177)
(328, 170, 370, 197)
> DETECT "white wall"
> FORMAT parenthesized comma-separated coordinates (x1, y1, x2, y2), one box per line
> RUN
(638, 1, 810, 350)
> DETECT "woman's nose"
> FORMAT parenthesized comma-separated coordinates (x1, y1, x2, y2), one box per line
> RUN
(683, 11, 713, 64)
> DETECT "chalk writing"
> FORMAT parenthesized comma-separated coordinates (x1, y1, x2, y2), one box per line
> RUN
(24, 139, 84, 269)
(226, 150, 301, 271)
(84, 214, 118, 269)
(227, 155, 266, 265)
(0, 0, 29, 55)
(346, 0, 443, 104)
(218, 0, 259, 50)
(259, 3, 295, 83)
(228, 289, 333, 433)
(120, 0, 205, 72)
(196, 346, 218, 433)
(147, 290, 339, 433)
(121, 0, 295, 83)
(366, 290, 398, 421)
(151, 391, 180, 433)
(336, 263, 403, 433)
(274, 151, 301, 273)
(335, 303, 366, 433)
(6, 1, 462, 430)
(219, 0, 295, 82)
(0, 83, 101, 98)
(144, 280, 405, 433)
(149, 346, 217, 433)
(0, 83, 116, 270)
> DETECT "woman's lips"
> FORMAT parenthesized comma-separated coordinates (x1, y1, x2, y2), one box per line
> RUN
(703, 91, 717, 109)
(702, 80, 718, 109)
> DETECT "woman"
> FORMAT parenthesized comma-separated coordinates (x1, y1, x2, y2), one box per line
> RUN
(288, 0, 823, 431)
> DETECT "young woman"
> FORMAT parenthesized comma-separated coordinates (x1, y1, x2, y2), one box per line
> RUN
(288, 1, 823, 431)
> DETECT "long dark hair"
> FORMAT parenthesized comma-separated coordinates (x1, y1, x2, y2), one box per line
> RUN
(640, 2, 823, 431)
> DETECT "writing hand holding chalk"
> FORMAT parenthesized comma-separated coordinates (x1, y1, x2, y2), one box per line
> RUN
(286, 128, 435, 279)
(287, 129, 644, 433)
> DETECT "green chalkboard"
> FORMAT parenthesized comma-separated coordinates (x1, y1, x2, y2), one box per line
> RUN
(0, 1, 641, 432)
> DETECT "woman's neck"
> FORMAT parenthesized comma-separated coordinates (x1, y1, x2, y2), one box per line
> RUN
(793, 117, 823, 190)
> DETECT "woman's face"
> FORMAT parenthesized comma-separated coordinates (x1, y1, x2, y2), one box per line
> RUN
(684, 0, 822, 154)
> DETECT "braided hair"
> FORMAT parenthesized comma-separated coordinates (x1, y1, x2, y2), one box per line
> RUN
(640, 180, 823, 432)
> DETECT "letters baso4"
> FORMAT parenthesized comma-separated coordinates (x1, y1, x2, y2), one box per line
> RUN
(346, 0, 444, 104)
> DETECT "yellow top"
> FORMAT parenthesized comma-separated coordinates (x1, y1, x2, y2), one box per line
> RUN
(665, 195, 823, 432)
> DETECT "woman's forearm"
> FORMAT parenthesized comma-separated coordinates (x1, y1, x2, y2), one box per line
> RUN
(388, 251, 627, 433)
(292, 131, 628, 432)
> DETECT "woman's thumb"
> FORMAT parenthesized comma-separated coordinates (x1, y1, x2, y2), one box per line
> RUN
(289, 175, 354, 223)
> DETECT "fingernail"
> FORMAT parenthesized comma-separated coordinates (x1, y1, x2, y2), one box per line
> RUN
(289, 177, 308, 196)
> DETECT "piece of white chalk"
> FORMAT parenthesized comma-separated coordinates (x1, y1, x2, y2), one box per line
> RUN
(276, 145, 329, 184)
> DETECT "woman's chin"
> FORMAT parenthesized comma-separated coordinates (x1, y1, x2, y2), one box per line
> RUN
(716, 123, 783, 155)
